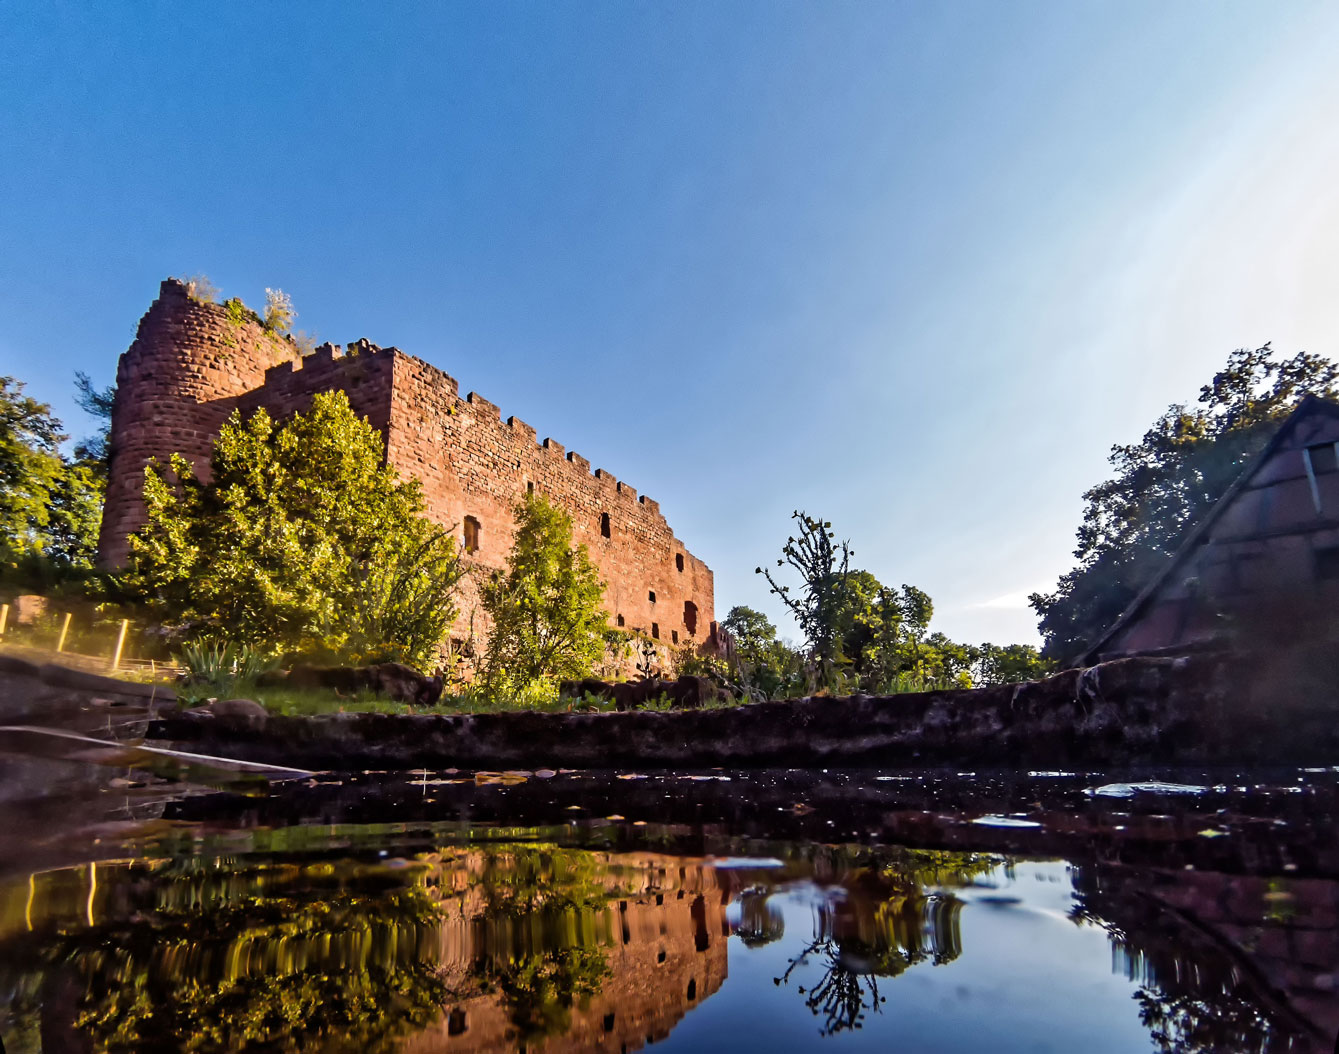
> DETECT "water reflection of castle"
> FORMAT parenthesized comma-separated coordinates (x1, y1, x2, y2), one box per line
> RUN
(400, 849, 731, 1053)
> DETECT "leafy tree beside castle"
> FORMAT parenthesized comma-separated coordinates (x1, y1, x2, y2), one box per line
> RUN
(0, 375, 104, 587)
(126, 390, 463, 667)
(480, 493, 609, 691)
(1030, 344, 1339, 659)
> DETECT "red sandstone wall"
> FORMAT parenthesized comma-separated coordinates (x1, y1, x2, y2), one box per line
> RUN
(100, 281, 716, 662)
(387, 353, 715, 654)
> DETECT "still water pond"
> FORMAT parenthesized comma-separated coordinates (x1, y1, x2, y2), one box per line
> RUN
(1, 764, 1336, 1053)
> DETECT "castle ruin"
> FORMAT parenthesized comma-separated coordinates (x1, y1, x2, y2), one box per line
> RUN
(99, 279, 716, 660)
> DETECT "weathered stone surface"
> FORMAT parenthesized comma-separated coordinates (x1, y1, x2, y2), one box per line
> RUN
(146, 653, 1339, 770)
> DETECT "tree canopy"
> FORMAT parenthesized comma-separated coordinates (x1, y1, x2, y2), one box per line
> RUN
(480, 492, 609, 689)
(0, 375, 104, 587)
(126, 389, 463, 667)
(743, 515, 1051, 696)
(1030, 344, 1339, 659)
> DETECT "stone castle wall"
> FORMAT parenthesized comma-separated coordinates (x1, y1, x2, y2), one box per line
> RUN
(99, 280, 716, 660)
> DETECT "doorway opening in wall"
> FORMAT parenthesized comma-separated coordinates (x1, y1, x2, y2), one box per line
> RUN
(600, 512, 611, 538)
(617, 614, 625, 627)
(683, 600, 698, 636)
(651, 623, 659, 639)
(463, 516, 481, 553)
(672, 630, 679, 644)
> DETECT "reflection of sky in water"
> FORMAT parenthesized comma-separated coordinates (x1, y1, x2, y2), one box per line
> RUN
(672, 861, 1156, 1054)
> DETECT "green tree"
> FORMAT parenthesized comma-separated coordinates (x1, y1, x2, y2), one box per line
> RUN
(126, 390, 463, 666)
(0, 375, 104, 585)
(971, 642, 1054, 685)
(721, 604, 804, 699)
(480, 492, 608, 690)
(0, 377, 66, 572)
(756, 511, 853, 669)
(1030, 343, 1339, 659)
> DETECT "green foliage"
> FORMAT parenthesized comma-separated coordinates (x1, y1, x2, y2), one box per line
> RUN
(126, 389, 464, 667)
(0, 375, 104, 588)
(721, 604, 805, 699)
(971, 641, 1054, 685)
(263, 287, 295, 334)
(223, 297, 255, 328)
(757, 511, 852, 667)
(1030, 343, 1339, 659)
(179, 640, 272, 689)
(480, 492, 609, 692)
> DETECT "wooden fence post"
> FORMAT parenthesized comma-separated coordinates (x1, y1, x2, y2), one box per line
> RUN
(110, 619, 130, 672)
(56, 612, 72, 653)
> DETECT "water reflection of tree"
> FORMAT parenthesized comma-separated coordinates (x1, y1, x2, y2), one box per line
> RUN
(772, 849, 991, 1036)
(472, 946, 611, 1048)
(46, 878, 450, 1052)
(737, 890, 785, 947)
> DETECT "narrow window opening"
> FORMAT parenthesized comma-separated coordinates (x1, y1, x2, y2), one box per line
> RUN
(672, 630, 679, 644)
(600, 512, 611, 538)
(651, 622, 659, 639)
(447, 1009, 467, 1036)
(687, 978, 697, 1001)
(604, 1013, 616, 1033)
(617, 614, 625, 627)
(676, 553, 684, 572)
(527, 481, 534, 495)
(683, 601, 698, 636)
(463, 516, 481, 553)
(648, 590, 656, 604)
(657, 949, 667, 963)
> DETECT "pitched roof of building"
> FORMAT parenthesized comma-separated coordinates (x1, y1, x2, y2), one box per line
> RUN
(1076, 394, 1339, 665)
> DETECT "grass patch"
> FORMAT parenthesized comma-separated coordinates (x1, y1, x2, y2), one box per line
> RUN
(180, 676, 622, 717)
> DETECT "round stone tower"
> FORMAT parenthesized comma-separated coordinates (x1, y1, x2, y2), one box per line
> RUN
(97, 279, 284, 567)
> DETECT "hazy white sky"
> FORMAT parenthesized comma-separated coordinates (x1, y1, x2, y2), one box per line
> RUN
(2, 1, 1337, 646)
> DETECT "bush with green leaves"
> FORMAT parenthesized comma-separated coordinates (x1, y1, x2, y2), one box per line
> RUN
(126, 390, 464, 668)
(0, 375, 105, 589)
(480, 492, 609, 692)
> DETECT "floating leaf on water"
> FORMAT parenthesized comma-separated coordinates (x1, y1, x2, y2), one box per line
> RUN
(606, 814, 625, 821)
(534, 769, 557, 778)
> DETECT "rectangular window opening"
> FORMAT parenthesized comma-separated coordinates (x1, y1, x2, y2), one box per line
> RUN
(675, 553, 685, 572)
(463, 516, 481, 553)
(651, 622, 659, 639)
(648, 590, 656, 603)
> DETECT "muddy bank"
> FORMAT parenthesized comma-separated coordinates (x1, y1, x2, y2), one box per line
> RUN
(141, 652, 1339, 769)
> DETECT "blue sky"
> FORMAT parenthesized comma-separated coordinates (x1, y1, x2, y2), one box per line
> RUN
(3, 1, 1338, 646)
